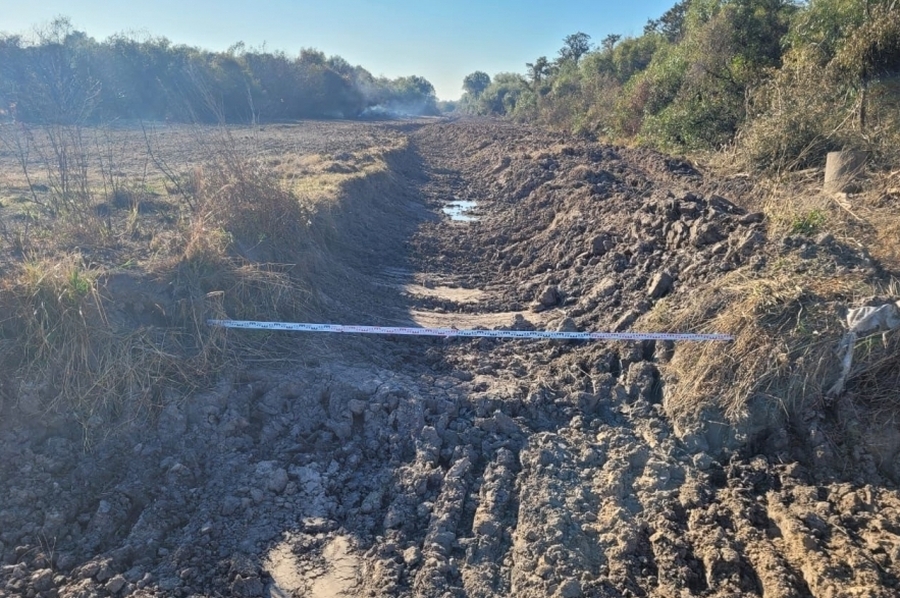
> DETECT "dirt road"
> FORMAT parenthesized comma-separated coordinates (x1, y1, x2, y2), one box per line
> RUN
(2, 119, 899, 597)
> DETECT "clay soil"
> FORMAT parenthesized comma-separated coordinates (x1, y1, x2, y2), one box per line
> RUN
(2, 118, 900, 598)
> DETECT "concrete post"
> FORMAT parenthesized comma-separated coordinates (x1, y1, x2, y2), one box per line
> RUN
(824, 151, 867, 193)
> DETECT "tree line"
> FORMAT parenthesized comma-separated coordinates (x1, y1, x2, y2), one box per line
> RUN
(459, 0, 900, 171)
(0, 17, 439, 125)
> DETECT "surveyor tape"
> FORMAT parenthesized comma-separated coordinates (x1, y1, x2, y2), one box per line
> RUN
(207, 320, 732, 342)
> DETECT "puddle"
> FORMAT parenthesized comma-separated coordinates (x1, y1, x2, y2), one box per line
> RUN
(265, 542, 306, 597)
(310, 536, 360, 597)
(442, 199, 477, 221)
(265, 535, 360, 598)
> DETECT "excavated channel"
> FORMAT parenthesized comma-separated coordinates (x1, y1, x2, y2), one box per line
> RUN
(1, 119, 899, 598)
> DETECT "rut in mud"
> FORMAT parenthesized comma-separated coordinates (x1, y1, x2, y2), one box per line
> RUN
(2, 119, 900, 598)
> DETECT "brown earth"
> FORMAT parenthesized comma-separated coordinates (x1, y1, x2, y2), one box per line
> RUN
(1, 118, 899, 598)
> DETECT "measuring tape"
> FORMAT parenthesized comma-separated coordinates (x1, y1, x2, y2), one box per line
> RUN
(207, 320, 732, 342)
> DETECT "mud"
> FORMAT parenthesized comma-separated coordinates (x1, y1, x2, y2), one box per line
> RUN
(2, 119, 900, 597)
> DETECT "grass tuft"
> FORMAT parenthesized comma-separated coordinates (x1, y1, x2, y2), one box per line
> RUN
(0, 256, 226, 444)
(647, 263, 870, 424)
(790, 209, 827, 236)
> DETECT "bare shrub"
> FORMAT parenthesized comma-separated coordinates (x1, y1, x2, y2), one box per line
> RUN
(0, 120, 155, 248)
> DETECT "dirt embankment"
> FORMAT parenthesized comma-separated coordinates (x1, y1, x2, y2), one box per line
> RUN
(2, 118, 900, 598)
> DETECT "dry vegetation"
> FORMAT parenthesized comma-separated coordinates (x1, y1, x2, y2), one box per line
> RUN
(646, 156, 900, 469)
(651, 265, 867, 415)
(0, 121, 405, 440)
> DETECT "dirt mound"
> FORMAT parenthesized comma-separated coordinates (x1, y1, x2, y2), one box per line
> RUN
(410, 122, 768, 326)
(2, 119, 899, 598)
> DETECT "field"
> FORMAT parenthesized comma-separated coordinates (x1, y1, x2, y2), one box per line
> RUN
(1, 118, 900, 597)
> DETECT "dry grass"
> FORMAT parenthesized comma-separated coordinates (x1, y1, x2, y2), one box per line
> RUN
(0, 255, 226, 443)
(846, 327, 900, 406)
(172, 225, 311, 331)
(847, 174, 900, 273)
(648, 262, 872, 423)
(708, 139, 900, 272)
(662, 122, 900, 456)
(731, 58, 900, 175)
(279, 150, 395, 202)
(190, 152, 310, 262)
(0, 122, 396, 441)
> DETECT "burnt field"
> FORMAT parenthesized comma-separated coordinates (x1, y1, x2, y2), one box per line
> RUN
(1, 118, 900, 597)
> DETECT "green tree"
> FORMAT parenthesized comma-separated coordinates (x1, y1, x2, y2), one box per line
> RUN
(19, 17, 102, 123)
(601, 34, 621, 52)
(645, 0, 692, 42)
(799, 0, 900, 129)
(526, 56, 556, 91)
(618, 0, 796, 149)
(387, 75, 438, 115)
(0, 17, 446, 123)
(477, 73, 529, 115)
(559, 32, 592, 65)
(462, 71, 491, 96)
(0, 35, 26, 118)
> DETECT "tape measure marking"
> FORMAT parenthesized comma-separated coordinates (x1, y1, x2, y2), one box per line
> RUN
(207, 320, 732, 342)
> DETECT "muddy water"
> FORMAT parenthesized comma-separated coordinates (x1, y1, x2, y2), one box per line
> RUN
(310, 536, 360, 597)
(265, 535, 360, 597)
(264, 541, 306, 597)
(442, 198, 477, 221)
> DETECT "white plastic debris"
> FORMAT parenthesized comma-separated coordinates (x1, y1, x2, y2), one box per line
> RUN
(846, 303, 900, 334)
(827, 301, 900, 398)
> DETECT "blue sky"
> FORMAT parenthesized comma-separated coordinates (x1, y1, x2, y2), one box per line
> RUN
(4, 0, 676, 100)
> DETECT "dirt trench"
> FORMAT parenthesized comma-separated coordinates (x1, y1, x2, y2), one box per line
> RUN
(2, 119, 900, 598)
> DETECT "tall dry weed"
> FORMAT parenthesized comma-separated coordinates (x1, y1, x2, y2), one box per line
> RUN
(648, 266, 869, 423)
(0, 256, 226, 442)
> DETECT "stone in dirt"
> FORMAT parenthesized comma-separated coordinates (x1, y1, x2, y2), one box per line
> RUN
(105, 574, 127, 594)
(589, 234, 614, 256)
(267, 467, 289, 494)
(613, 310, 639, 331)
(538, 285, 560, 307)
(29, 569, 54, 592)
(647, 270, 674, 299)
(739, 212, 765, 225)
(231, 574, 264, 597)
(690, 221, 724, 247)
(557, 577, 583, 598)
(556, 317, 578, 332)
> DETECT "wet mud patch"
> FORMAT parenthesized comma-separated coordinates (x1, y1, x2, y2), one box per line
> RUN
(265, 533, 361, 598)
